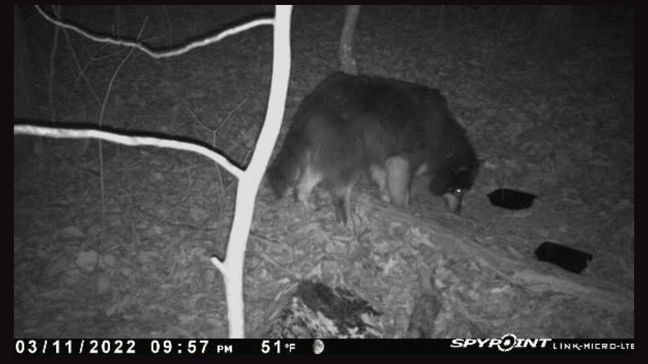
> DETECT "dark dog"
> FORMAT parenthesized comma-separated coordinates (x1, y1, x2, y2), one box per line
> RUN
(267, 72, 478, 224)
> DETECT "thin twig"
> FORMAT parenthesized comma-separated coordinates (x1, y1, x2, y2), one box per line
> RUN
(217, 99, 247, 134)
(183, 103, 250, 152)
(96, 17, 149, 245)
(98, 17, 148, 127)
(183, 104, 214, 132)
(48, 5, 61, 122)
(62, 27, 101, 106)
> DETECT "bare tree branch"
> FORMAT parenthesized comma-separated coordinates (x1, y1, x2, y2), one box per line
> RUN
(35, 5, 274, 59)
(13, 125, 244, 178)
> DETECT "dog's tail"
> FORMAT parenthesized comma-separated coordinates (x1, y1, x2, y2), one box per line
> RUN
(267, 129, 308, 199)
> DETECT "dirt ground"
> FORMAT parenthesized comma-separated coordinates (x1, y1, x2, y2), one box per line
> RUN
(13, 5, 633, 338)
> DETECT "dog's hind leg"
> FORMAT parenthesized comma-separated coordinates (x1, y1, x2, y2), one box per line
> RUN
(369, 163, 390, 203)
(331, 174, 360, 226)
(294, 162, 324, 211)
(385, 156, 412, 207)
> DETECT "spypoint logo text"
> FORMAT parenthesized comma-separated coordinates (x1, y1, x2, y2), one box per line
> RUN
(450, 334, 551, 352)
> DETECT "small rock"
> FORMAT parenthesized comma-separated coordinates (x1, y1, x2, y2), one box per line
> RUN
(76, 250, 98, 272)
